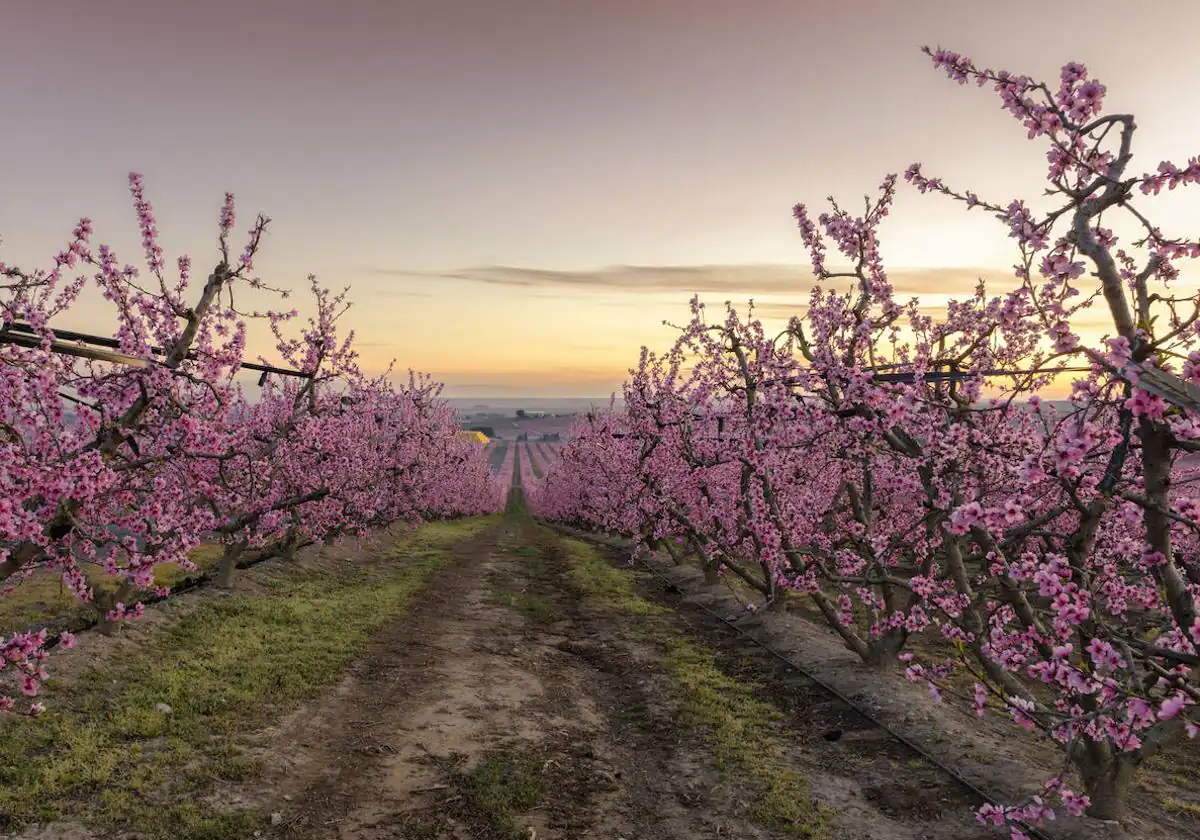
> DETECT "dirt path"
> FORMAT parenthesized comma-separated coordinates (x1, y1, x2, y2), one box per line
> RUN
(226, 511, 1025, 840)
(252, 518, 721, 838)
(281, 519, 633, 839)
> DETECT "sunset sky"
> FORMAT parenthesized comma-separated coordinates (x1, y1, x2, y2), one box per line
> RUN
(4, 1, 1199, 397)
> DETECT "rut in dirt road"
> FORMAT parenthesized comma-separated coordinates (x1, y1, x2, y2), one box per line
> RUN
(258, 506, 995, 840)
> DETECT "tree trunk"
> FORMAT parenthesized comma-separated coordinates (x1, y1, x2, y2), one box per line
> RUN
(702, 561, 721, 586)
(95, 581, 136, 636)
(1071, 738, 1133, 821)
(651, 538, 686, 567)
(281, 531, 300, 563)
(767, 589, 789, 612)
(862, 629, 907, 668)
(216, 542, 246, 588)
(804, 590, 874, 663)
(662, 540, 687, 566)
(863, 643, 899, 669)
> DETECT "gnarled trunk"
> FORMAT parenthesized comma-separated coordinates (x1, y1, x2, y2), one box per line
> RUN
(863, 628, 908, 668)
(216, 541, 246, 588)
(1070, 738, 1134, 822)
(280, 530, 301, 563)
(767, 588, 790, 612)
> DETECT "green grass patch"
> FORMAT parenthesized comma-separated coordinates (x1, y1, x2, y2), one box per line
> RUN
(663, 639, 826, 835)
(0, 516, 495, 839)
(454, 749, 545, 838)
(489, 540, 558, 622)
(489, 587, 558, 623)
(559, 537, 665, 617)
(560, 534, 829, 838)
(0, 545, 227, 636)
(503, 488, 528, 518)
(396, 516, 498, 554)
(1163, 798, 1200, 818)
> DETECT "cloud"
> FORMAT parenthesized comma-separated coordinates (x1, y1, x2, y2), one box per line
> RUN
(371, 264, 1023, 298)
(358, 285, 432, 298)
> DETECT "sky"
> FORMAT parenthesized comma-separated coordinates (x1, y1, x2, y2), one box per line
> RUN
(3, 0, 1199, 398)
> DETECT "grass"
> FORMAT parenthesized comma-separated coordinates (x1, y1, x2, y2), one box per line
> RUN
(413, 736, 545, 840)
(0, 544, 226, 635)
(556, 532, 830, 838)
(560, 539, 665, 617)
(455, 749, 545, 837)
(662, 638, 827, 834)
(1163, 798, 1200, 818)
(0, 515, 497, 839)
(489, 586, 557, 623)
(504, 487, 528, 517)
(489, 541, 558, 622)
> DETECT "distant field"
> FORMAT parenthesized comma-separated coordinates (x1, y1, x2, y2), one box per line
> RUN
(463, 410, 576, 441)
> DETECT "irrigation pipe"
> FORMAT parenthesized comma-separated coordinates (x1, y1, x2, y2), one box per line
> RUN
(542, 521, 1059, 840)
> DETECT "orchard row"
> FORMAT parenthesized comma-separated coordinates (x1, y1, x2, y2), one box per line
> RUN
(0, 179, 501, 715)
(529, 47, 1200, 834)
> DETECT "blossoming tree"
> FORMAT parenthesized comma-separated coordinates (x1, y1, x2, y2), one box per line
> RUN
(0, 175, 498, 714)
(532, 46, 1200, 831)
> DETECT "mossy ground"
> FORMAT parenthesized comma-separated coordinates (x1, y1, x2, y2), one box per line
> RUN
(0, 516, 497, 838)
(421, 746, 547, 839)
(0, 544, 227, 636)
(487, 539, 559, 623)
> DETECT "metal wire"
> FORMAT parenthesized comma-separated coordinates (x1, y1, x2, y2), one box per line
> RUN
(0, 320, 312, 380)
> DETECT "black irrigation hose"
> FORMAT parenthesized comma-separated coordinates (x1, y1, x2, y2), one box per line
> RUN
(545, 522, 1057, 840)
